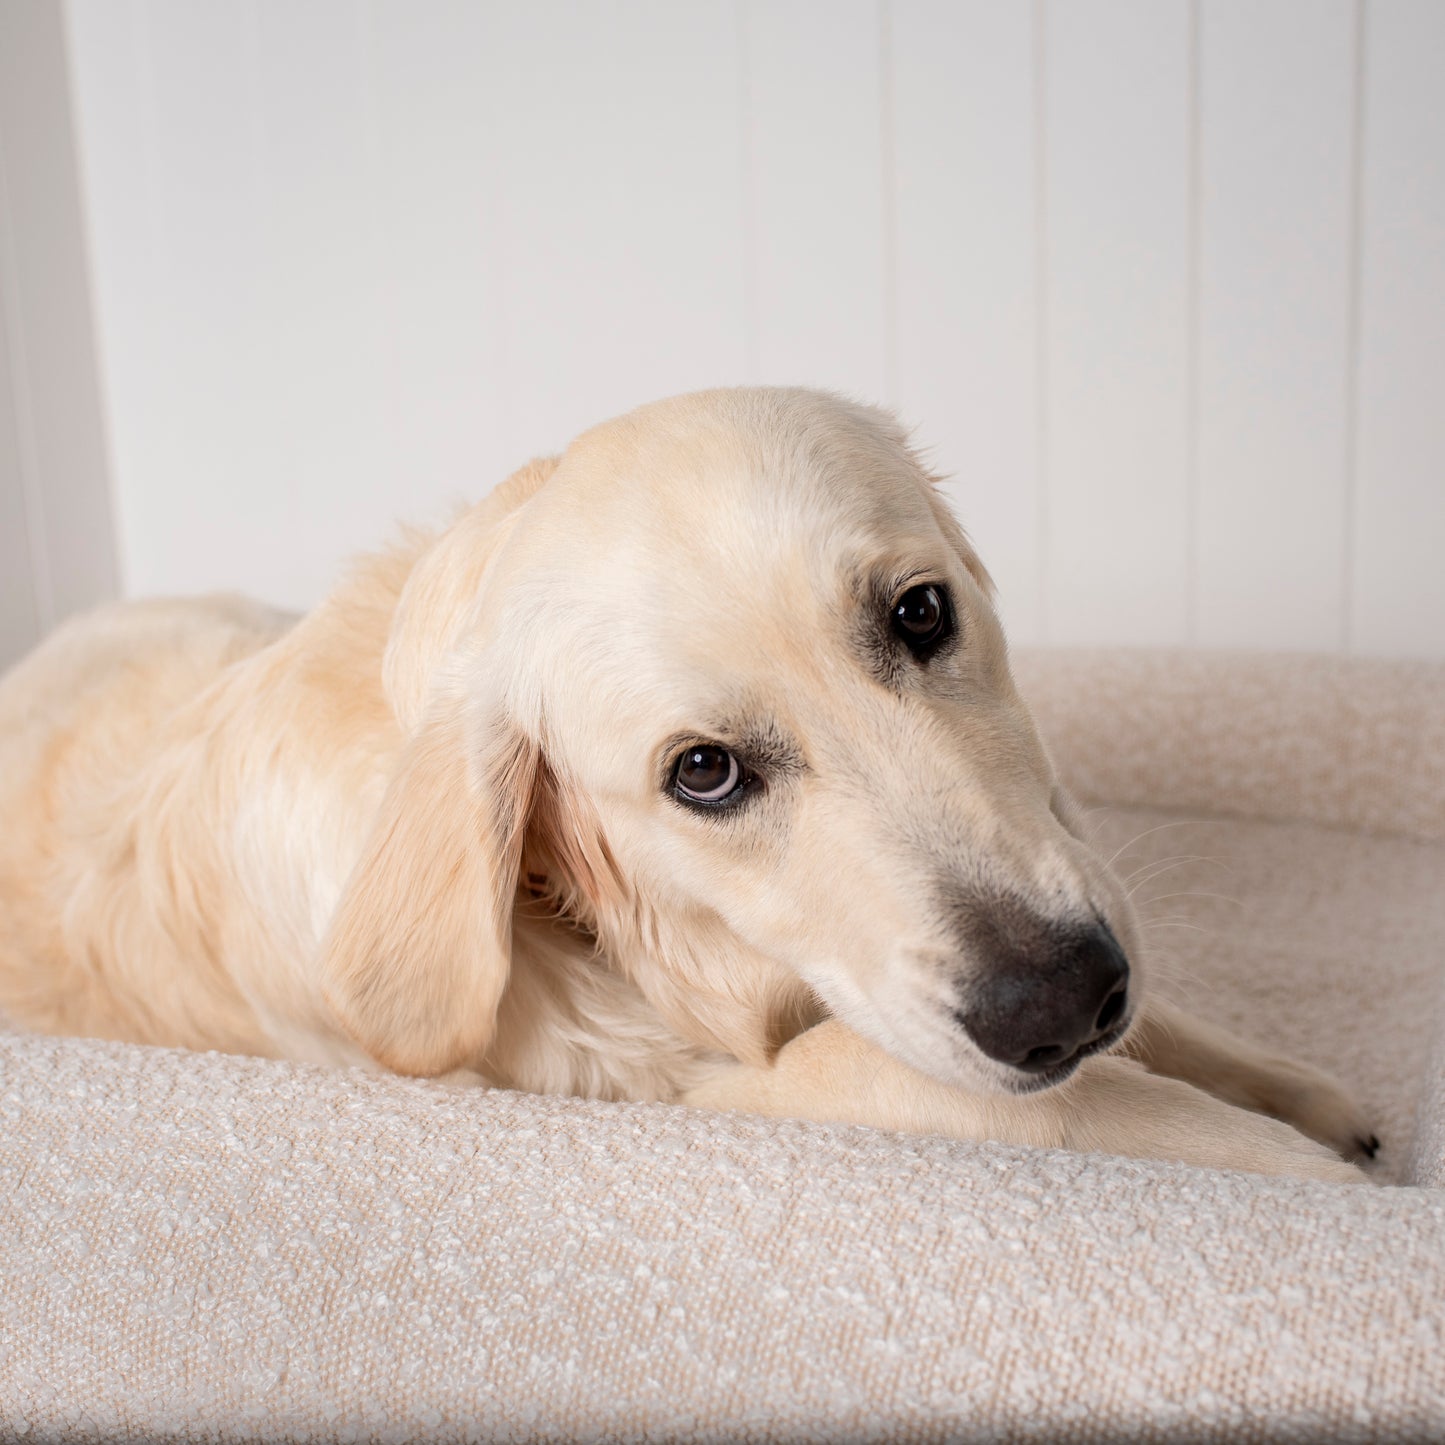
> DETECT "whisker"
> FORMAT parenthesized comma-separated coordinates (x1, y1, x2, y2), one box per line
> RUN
(1121, 856, 1227, 896)
(1103, 819, 1202, 871)
(1139, 1000, 1182, 1050)
(1141, 959, 1210, 1014)
(1137, 910, 1206, 926)
(1120, 853, 1202, 884)
(1120, 851, 1234, 884)
(1136, 888, 1244, 911)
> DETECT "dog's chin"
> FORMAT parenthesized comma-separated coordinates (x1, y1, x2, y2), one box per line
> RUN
(995, 1057, 1083, 1095)
(864, 1006, 1135, 1099)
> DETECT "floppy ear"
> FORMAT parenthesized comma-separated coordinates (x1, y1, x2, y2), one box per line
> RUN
(320, 682, 539, 1077)
(384, 455, 559, 732)
(322, 456, 561, 1076)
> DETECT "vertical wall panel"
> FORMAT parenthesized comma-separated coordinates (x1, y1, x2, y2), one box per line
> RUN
(248, 0, 402, 598)
(892, 1, 1041, 644)
(0, 0, 117, 635)
(70, 0, 281, 601)
(743, 0, 886, 397)
(485, 1, 748, 461)
(363, 1, 509, 507)
(63, 0, 160, 601)
(1042, 0, 1192, 645)
(1194, 0, 1356, 650)
(130, 0, 284, 596)
(1352, 0, 1445, 656)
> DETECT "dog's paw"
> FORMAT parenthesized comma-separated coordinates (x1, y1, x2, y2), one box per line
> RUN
(1061, 1057, 1372, 1184)
(1207, 1106, 1372, 1185)
(1229, 1054, 1379, 1164)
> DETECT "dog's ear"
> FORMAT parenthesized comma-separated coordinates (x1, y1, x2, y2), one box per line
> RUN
(385, 455, 559, 732)
(320, 683, 539, 1076)
(323, 457, 560, 1076)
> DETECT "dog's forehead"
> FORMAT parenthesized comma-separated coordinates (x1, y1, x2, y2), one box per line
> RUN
(541, 388, 941, 572)
(504, 391, 962, 751)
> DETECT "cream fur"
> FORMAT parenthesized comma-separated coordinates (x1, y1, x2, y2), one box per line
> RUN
(0, 388, 1372, 1181)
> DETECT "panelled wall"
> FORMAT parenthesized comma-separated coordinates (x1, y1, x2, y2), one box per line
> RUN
(0, 0, 118, 669)
(37, 0, 1445, 656)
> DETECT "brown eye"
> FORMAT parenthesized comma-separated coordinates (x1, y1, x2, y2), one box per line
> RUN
(674, 745, 744, 805)
(892, 584, 952, 656)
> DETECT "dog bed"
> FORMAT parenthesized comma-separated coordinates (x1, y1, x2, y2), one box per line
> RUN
(2, 648, 1443, 1442)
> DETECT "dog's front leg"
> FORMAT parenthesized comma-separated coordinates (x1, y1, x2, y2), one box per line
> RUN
(1120, 1000, 1379, 1163)
(682, 1020, 1366, 1183)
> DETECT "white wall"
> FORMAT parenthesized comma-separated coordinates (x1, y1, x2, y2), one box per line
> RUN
(0, 0, 118, 669)
(49, 0, 1445, 655)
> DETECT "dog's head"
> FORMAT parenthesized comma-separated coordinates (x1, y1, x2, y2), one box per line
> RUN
(322, 388, 1141, 1094)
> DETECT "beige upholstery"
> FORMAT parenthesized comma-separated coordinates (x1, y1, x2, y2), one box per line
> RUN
(1011, 648, 1445, 844)
(4, 649, 1444, 1441)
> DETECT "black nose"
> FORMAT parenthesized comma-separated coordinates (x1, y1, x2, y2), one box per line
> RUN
(957, 922, 1130, 1074)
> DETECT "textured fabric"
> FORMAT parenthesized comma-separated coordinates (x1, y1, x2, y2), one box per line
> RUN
(2, 1031, 1444, 1444)
(2, 648, 1444, 1441)
(1012, 648, 1445, 843)
(1413, 1026, 1445, 1192)
(1081, 807, 1444, 1188)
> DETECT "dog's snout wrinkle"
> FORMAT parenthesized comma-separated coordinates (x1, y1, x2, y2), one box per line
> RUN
(954, 909, 1130, 1077)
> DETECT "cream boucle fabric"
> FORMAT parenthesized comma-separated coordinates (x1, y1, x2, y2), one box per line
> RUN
(3, 649, 1444, 1441)
(3, 1032, 1445, 1444)
(1010, 649, 1445, 843)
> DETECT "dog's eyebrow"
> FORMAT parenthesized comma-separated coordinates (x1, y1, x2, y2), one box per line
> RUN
(844, 554, 935, 606)
(733, 718, 807, 774)
(874, 562, 945, 611)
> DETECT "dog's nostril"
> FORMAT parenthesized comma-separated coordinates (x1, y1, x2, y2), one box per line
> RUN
(1093, 982, 1127, 1036)
(1023, 1042, 1070, 1069)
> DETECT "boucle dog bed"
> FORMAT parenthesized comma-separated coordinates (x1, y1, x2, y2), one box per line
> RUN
(3, 648, 1443, 1442)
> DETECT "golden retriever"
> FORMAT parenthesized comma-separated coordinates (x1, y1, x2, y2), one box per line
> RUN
(0, 388, 1374, 1182)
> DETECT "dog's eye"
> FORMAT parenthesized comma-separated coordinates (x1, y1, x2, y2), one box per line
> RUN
(673, 745, 745, 806)
(892, 584, 952, 657)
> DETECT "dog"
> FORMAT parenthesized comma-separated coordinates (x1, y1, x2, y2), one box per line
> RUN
(0, 388, 1374, 1182)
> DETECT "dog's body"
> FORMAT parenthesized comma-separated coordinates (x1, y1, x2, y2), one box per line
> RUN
(0, 390, 1373, 1181)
